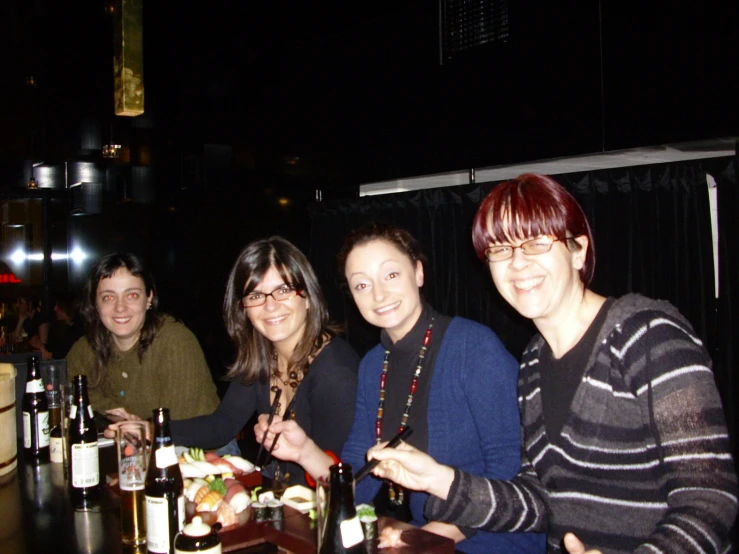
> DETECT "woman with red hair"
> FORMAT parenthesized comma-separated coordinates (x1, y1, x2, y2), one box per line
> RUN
(367, 173, 737, 554)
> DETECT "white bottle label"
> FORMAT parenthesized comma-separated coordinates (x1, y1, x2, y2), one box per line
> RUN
(25, 379, 45, 393)
(155, 445, 178, 468)
(71, 442, 100, 487)
(37, 411, 50, 447)
(146, 495, 183, 553)
(340, 515, 364, 548)
(69, 405, 77, 419)
(22, 412, 31, 449)
(22, 410, 50, 449)
(50, 436, 65, 463)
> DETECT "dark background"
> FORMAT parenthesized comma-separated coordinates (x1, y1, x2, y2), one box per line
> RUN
(1, 0, 737, 373)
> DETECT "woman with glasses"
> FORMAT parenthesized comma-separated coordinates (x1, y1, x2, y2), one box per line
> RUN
(365, 174, 738, 554)
(68, 253, 220, 422)
(168, 236, 360, 484)
(255, 223, 545, 553)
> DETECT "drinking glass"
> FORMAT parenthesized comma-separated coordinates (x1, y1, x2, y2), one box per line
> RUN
(116, 421, 148, 545)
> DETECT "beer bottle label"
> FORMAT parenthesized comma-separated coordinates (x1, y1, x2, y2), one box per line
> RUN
(50, 435, 65, 463)
(22, 411, 31, 449)
(155, 445, 178, 468)
(71, 442, 100, 488)
(37, 411, 50, 447)
(145, 495, 172, 553)
(340, 515, 364, 548)
(25, 379, 45, 393)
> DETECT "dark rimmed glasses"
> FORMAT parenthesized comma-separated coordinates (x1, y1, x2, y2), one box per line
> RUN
(485, 235, 573, 263)
(242, 286, 303, 308)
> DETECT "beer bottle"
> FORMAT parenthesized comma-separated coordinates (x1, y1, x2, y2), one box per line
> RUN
(69, 374, 100, 510)
(22, 354, 50, 461)
(319, 463, 366, 554)
(145, 407, 184, 554)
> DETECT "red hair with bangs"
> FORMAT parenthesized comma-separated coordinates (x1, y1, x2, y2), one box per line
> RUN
(471, 173, 596, 285)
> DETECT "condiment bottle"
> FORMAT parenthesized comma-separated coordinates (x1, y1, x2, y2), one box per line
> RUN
(174, 516, 222, 554)
(22, 354, 50, 461)
(319, 463, 366, 554)
(145, 407, 184, 554)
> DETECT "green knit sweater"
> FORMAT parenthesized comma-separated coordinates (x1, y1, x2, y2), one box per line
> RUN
(66, 315, 220, 421)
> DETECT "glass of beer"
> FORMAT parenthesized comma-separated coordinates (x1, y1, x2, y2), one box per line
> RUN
(116, 420, 149, 545)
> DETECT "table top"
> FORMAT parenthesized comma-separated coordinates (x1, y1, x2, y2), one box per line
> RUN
(0, 442, 454, 554)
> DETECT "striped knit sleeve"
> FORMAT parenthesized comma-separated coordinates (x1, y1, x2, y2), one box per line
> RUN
(622, 311, 738, 554)
(424, 453, 551, 533)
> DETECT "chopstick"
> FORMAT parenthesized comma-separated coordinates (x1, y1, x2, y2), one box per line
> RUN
(261, 396, 297, 469)
(354, 426, 413, 484)
(254, 388, 282, 470)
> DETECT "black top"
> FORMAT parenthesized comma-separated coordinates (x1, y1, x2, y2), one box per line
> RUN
(539, 297, 615, 442)
(170, 337, 360, 485)
(378, 303, 452, 454)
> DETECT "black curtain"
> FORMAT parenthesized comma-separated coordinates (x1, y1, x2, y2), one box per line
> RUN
(308, 158, 735, 450)
(708, 155, 738, 461)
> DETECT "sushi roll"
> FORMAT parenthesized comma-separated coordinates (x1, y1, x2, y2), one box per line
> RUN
(267, 499, 284, 521)
(251, 501, 268, 522)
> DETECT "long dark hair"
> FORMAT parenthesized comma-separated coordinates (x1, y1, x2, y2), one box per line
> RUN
(80, 253, 163, 388)
(223, 236, 339, 384)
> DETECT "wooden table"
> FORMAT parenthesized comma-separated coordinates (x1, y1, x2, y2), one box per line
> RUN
(0, 441, 454, 554)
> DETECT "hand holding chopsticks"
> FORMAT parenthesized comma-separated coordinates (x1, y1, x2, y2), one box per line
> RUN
(354, 426, 413, 484)
(261, 396, 296, 469)
(254, 388, 282, 470)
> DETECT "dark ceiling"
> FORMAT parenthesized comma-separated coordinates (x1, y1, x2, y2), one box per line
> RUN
(2, 0, 737, 193)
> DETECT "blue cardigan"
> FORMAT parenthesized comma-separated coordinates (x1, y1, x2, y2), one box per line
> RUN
(341, 317, 545, 553)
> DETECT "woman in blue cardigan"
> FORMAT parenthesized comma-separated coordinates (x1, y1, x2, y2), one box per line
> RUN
(256, 223, 545, 553)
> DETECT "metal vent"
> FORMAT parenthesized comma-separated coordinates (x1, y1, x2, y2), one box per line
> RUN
(440, 0, 509, 63)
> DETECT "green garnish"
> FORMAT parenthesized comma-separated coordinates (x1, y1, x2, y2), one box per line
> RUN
(250, 486, 262, 502)
(308, 508, 317, 520)
(208, 477, 227, 496)
(356, 503, 376, 519)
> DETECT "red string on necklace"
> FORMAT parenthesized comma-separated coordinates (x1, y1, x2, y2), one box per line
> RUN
(375, 318, 434, 505)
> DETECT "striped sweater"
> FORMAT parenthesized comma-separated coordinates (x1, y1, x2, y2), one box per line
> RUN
(425, 294, 738, 553)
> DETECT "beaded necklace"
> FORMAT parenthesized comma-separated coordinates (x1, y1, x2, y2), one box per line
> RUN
(269, 351, 302, 413)
(375, 318, 434, 505)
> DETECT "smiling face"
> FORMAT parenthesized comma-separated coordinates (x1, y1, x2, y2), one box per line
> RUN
(486, 219, 587, 328)
(344, 239, 424, 343)
(96, 268, 153, 351)
(244, 265, 309, 353)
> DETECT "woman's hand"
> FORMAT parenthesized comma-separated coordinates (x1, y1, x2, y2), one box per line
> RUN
(254, 414, 334, 479)
(367, 441, 455, 500)
(563, 533, 603, 554)
(102, 408, 144, 439)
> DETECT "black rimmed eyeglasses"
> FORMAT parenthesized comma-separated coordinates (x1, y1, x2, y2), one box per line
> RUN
(485, 235, 573, 263)
(242, 286, 303, 308)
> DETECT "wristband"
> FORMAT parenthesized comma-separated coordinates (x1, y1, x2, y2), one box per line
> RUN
(304, 449, 340, 488)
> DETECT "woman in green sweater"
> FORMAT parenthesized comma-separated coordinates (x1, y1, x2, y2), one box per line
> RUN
(66, 253, 220, 423)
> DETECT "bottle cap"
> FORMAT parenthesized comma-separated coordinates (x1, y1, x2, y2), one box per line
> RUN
(181, 515, 212, 537)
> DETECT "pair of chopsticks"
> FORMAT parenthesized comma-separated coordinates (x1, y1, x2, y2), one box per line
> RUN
(255, 389, 297, 470)
(354, 426, 413, 484)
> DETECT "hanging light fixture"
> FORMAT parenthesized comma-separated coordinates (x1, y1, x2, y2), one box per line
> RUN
(102, 123, 121, 158)
(102, 144, 122, 158)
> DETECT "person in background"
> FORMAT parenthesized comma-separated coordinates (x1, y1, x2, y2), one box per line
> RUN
(366, 173, 738, 554)
(12, 289, 48, 351)
(256, 224, 545, 553)
(39, 292, 85, 360)
(66, 253, 221, 425)
(166, 236, 359, 485)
